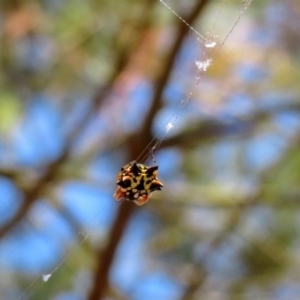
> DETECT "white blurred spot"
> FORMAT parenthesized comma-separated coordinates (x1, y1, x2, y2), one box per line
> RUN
(43, 274, 52, 282)
(205, 41, 217, 48)
(166, 122, 174, 133)
(195, 59, 212, 71)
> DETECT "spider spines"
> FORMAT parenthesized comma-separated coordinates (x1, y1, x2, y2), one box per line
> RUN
(131, 162, 141, 176)
(114, 157, 163, 205)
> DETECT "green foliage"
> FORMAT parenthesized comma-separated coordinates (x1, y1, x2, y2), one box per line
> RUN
(1, 0, 300, 299)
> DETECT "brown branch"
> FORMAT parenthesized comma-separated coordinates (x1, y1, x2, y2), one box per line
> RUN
(0, 108, 108, 239)
(0, 153, 69, 239)
(88, 202, 137, 300)
(160, 117, 254, 149)
(0, 11, 139, 240)
(159, 97, 300, 149)
(141, 0, 210, 137)
(88, 1, 210, 300)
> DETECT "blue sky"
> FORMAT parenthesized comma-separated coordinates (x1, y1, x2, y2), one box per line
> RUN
(0, 1, 299, 299)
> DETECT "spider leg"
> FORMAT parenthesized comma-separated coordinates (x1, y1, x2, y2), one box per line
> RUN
(134, 194, 151, 206)
(113, 187, 126, 201)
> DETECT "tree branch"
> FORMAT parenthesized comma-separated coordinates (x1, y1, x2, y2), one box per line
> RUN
(141, 0, 210, 137)
(88, 1, 210, 299)
(0, 16, 137, 239)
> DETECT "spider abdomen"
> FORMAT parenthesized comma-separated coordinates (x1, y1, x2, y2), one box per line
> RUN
(113, 161, 163, 206)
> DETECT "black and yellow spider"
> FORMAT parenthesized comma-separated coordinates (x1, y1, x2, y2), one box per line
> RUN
(113, 160, 163, 206)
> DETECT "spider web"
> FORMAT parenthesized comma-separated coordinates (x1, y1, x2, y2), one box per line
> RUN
(136, 0, 253, 164)
(17, 1, 253, 299)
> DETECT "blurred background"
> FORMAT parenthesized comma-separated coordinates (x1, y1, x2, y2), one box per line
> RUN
(1, 0, 300, 299)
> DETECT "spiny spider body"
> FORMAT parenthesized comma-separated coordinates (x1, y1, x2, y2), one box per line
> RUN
(113, 161, 163, 206)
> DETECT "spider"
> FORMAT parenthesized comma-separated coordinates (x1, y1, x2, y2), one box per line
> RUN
(113, 153, 163, 206)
